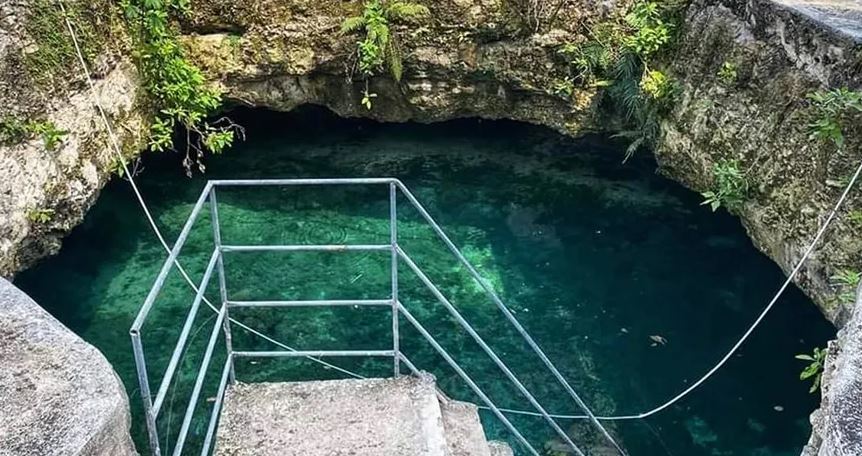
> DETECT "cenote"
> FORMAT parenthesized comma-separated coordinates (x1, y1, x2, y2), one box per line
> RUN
(15, 107, 834, 456)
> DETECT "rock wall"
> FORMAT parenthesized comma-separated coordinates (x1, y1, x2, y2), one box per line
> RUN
(0, 0, 147, 277)
(803, 285, 862, 456)
(0, 278, 137, 456)
(0, 1, 143, 453)
(179, 0, 862, 324)
(180, 0, 608, 133)
(657, 0, 862, 325)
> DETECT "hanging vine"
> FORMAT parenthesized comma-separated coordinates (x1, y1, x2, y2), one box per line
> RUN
(119, 0, 242, 175)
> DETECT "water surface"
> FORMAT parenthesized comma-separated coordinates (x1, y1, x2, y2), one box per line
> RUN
(15, 108, 834, 455)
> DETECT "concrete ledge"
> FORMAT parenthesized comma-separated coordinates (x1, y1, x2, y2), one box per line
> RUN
(216, 374, 448, 456)
(0, 278, 136, 456)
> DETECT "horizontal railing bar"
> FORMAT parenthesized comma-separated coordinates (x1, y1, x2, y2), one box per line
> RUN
(200, 357, 232, 456)
(131, 181, 214, 332)
(228, 299, 393, 308)
(232, 350, 395, 358)
(397, 247, 585, 456)
(221, 244, 391, 253)
(393, 181, 624, 454)
(210, 178, 396, 186)
(152, 248, 220, 416)
(172, 304, 226, 456)
(397, 304, 540, 456)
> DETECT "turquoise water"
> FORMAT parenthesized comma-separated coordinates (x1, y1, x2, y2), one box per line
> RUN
(15, 108, 834, 455)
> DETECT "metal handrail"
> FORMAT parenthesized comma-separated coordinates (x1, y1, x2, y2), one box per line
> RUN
(130, 178, 624, 456)
(393, 180, 625, 455)
(396, 246, 587, 456)
(397, 304, 540, 455)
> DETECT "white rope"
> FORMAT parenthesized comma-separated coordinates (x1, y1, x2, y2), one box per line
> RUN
(487, 160, 862, 421)
(58, 0, 364, 381)
(58, 0, 860, 425)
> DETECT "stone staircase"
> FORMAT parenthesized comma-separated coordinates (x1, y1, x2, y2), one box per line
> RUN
(214, 373, 514, 456)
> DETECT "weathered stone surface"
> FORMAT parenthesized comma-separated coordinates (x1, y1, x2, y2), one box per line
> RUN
(487, 441, 514, 456)
(772, 0, 862, 39)
(657, 0, 862, 324)
(803, 286, 862, 456)
(0, 278, 137, 456)
(0, 0, 147, 277)
(181, 0, 606, 134)
(215, 374, 449, 456)
(439, 393, 491, 456)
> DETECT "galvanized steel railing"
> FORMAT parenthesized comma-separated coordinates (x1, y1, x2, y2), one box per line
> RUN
(130, 178, 624, 456)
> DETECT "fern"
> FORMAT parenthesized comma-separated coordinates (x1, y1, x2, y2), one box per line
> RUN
(342, 0, 428, 81)
(386, 1, 430, 21)
(341, 16, 366, 34)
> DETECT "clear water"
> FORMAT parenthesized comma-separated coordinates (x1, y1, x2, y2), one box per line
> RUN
(15, 108, 834, 456)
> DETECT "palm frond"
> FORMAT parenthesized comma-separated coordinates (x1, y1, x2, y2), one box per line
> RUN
(608, 52, 645, 120)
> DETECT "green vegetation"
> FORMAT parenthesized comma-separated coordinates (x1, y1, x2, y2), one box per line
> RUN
(26, 207, 56, 224)
(640, 69, 676, 102)
(807, 88, 862, 147)
(0, 117, 67, 151)
(551, 77, 576, 97)
(22, 0, 110, 87)
(717, 61, 738, 86)
(0, 118, 30, 146)
(831, 269, 860, 306)
(700, 159, 748, 212)
(120, 0, 240, 175)
(30, 122, 68, 151)
(341, 0, 430, 109)
(558, 0, 686, 160)
(795, 347, 826, 393)
(848, 210, 862, 228)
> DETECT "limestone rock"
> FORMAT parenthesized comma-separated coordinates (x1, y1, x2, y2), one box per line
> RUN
(803, 286, 862, 456)
(657, 0, 862, 324)
(0, 278, 137, 456)
(0, 0, 146, 277)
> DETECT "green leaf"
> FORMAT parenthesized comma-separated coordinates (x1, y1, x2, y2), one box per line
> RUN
(341, 16, 365, 34)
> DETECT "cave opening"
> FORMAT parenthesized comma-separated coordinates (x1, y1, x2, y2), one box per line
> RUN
(14, 106, 834, 455)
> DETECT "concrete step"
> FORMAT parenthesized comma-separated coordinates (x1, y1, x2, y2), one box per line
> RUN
(215, 373, 448, 456)
(438, 393, 491, 456)
(488, 441, 514, 456)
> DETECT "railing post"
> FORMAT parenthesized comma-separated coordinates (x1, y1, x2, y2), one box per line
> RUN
(210, 186, 236, 384)
(131, 330, 162, 456)
(390, 182, 399, 377)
